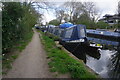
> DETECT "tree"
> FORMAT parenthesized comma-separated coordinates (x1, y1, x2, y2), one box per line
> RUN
(82, 2, 100, 22)
(118, 1, 120, 29)
(48, 1, 100, 28)
(63, 13, 69, 22)
(63, 0, 83, 22)
(49, 19, 59, 26)
(72, 2, 83, 24)
(76, 13, 95, 29)
(2, 2, 39, 53)
(118, 1, 120, 14)
(55, 9, 65, 24)
(2, 2, 24, 53)
(63, 1, 100, 25)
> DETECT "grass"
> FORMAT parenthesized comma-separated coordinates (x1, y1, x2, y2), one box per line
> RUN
(2, 31, 33, 74)
(45, 32, 60, 41)
(15, 32, 33, 51)
(40, 31, 98, 79)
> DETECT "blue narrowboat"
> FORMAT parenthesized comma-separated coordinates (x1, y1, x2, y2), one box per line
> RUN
(86, 29, 120, 47)
(59, 24, 100, 62)
(46, 24, 100, 62)
(60, 24, 87, 43)
(59, 24, 89, 52)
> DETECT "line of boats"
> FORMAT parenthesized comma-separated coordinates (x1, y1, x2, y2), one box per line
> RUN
(36, 23, 120, 55)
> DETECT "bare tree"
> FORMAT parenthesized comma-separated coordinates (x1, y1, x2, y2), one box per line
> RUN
(118, 1, 120, 28)
(55, 9, 65, 23)
(82, 2, 100, 22)
(63, 0, 83, 22)
(63, 1, 100, 23)
(72, 2, 84, 23)
(118, 1, 120, 14)
(64, 13, 69, 22)
(29, 1, 57, 25)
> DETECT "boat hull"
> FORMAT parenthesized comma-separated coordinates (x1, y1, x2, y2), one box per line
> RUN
(60, 40, 100, 63)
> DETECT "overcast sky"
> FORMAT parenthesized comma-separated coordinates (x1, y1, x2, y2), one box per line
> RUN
(39, 0, 120, 23)
(2, 0, 119, 23)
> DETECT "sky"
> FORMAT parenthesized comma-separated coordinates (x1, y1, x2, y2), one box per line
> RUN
(0, 0, 119, 24)
(3, 0, 119, 23)
(96, 0, 119, 15)
(37, 0, 120, 23)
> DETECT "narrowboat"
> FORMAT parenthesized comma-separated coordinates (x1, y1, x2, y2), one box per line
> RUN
(59, 24, 88, 46)
(46, 24, 100, 62)
(86, 29, 120, 42)
(59, 24, 100, 62)
(86, 29, 120, 47)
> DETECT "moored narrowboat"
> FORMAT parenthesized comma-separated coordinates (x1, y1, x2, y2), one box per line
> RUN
(59, 24, 88, 52)
(86, 29, 120, 47)
(59, 24, 100, 62)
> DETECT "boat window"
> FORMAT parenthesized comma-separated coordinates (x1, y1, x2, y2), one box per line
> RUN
(60, 30, 64, 38)
(65, 28, 73, 38)
(80, 27, 85, 37)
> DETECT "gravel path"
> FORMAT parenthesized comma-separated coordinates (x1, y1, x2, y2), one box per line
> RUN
(3, 29, 53, 78)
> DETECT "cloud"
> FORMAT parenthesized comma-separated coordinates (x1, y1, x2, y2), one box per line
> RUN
(43, 10, 56, 22)
(96, 0, 118, 15)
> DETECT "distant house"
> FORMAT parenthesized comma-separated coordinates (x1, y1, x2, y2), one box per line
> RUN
(98, 14, 120, 27)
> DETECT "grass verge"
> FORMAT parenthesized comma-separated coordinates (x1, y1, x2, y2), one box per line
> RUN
(39, 31, 98, 79)
(2, 31, 33, 74)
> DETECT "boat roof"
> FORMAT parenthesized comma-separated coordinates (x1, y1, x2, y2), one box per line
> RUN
(86, 29, 120, 37)
(59, 22, 74, 28)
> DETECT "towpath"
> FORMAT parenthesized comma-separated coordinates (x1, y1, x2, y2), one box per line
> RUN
(3, 29, 53, 78)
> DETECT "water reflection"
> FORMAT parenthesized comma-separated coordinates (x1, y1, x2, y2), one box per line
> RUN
(108, 47, 120, 78)
(63, 43, 101, 63)
(86, 50, 114, 78)
(63, 43, 120, 78)
(86, 46, 120, 78)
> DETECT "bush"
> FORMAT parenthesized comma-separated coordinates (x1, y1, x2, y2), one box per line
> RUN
(2, 2, 39, 53)
(49, 19, 60, 26)
(76, 14, 96, 29)
(96, 21, 109, 29)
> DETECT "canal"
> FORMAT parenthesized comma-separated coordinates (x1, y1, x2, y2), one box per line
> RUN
(63, 43, 120, 78)
(75, 45, 120, 78)
(86, 48, 119, 78)
(84, 29, 120, 78)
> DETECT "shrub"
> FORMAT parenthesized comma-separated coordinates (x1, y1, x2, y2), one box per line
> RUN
(96, 21, 109, 29)
(2, 2, 39, 53)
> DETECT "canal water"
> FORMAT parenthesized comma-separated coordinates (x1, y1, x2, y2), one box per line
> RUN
(81, 46, 120, 78)
(65, 45, 120, 78)
(86, 49, 116, 78)
(61, 39, 120, 78)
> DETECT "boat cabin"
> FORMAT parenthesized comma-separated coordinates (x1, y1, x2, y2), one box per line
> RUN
(61, 24, 87, 43)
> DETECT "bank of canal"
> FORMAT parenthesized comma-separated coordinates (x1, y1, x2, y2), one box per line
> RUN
(39, 30, 120, 78)
(39, 31, 99, 79)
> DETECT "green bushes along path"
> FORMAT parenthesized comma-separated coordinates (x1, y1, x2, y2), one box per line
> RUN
(2, 2, 39, 73)
(2, 2, 38, 54)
